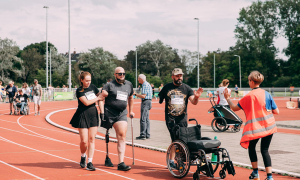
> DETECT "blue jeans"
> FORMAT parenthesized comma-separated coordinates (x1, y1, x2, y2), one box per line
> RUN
(17, 102, 26, 112)
(140, 100, 152, 137)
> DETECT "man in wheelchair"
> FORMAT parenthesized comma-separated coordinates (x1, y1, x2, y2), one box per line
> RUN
(14, 89, 29, 115)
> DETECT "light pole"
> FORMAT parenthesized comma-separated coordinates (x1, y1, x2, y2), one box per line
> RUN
(68, 0, 71, 91)
(234, 55, 241, 88)
(194, 18, 200, 88)
(135, 48, 137, 88)
(49, 47, 52, 86)
(43, 6, 49, 88)
(214, 53, 215, 89)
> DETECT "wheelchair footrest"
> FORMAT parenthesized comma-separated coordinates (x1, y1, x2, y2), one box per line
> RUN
(197, 161, 214, 178)
(224, 161, 235, 176)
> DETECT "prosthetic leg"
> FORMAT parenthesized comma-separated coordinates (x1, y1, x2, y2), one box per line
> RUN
(104, 129, 114, 167)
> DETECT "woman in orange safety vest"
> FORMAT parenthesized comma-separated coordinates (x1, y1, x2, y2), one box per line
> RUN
(224, 71, 279, 180)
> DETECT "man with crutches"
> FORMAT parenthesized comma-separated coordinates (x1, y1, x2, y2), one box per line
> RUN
(101, 67, 135, 171)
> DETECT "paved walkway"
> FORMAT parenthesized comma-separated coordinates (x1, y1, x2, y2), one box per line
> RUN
(98, 119, 300, 177)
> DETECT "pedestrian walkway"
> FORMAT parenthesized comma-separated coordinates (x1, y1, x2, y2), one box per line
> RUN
(98, 118, 300, 177)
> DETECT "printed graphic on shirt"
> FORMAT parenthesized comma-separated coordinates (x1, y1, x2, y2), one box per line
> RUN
(8, 88, 12, 92)
(167, 90, 186, 116)
(20, 97, 25, 101)
(85, 91, 97, 100)
(116, 91, 128, 101)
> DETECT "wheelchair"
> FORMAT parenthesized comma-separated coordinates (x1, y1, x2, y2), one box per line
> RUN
(13, 101, 30, 115)
(166, 119, 235, 179)
(208, 97, 242, 132)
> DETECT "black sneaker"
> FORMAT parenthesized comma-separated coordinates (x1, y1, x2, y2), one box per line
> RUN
(86, 162, 96, 171)
(136, 136, 146, 140)
(117, 162, 131, 171)
(80, 156, 86, 168)
(10, 111, 12, 115)
(146, 136, 150, 139)
(105, 157, 114, 167)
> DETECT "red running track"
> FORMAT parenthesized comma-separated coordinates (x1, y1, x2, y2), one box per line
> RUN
(0, 100, 298, 180)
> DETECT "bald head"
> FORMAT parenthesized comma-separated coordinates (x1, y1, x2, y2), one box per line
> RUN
(115, 67, 125, 73)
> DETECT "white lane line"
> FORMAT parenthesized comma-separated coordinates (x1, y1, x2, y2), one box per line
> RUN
(0, 126, 165, 168)
(0, 159, 44, 180)
(13, 111, 167, 168)
(0, 136, 135, 180)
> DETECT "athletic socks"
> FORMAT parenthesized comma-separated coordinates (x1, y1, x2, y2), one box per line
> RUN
(81, 153, 86, 157)
(88, 158, 93, 163)
(267, 173, 272, 179)
(253, 168, 258, 174)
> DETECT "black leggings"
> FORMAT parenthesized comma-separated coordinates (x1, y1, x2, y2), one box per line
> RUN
(248, 134, 273, 167)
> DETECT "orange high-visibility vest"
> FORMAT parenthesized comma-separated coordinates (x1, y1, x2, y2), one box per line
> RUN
(239, 88, 277, 149)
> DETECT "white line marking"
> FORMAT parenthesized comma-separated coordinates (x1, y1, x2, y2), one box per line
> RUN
(0, 159, 45, 180)
(0, 136, 135, 180)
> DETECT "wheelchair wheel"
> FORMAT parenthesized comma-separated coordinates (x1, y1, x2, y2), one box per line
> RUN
(219, 169, 226, 179)
(166, 140, 190, 178)
(211, 117, 227, 132)
(193, 171, 200, 180)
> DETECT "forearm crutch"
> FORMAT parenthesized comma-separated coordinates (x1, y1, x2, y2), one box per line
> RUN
(130, 116, 135, 165)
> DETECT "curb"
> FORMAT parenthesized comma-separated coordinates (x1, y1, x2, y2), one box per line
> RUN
(45, 108, 300, 178)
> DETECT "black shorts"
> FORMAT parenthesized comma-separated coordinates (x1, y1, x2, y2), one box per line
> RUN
(9, 97, 14, 103)
(235, 91, 238, 94)
(70, 106, 99, 128)
(104, 106, 127, 126)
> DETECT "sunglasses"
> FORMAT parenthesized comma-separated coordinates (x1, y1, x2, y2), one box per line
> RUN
(116, 73, 126, 76)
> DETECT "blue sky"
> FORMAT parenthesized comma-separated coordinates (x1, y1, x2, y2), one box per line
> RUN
(0, 0, 288, 60)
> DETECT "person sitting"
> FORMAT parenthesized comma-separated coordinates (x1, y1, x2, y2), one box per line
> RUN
(15, 89, 29, 115)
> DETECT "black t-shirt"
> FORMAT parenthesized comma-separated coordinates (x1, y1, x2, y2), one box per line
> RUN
(102, 80, 133, 112)
(76, 84, 99, 109)
(158, 83, 194, 122)
(16, 94, 29, 103)
(5, 85, 18, 97)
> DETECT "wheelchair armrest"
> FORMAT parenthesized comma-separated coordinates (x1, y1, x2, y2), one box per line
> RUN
(201, 137, 212, 140)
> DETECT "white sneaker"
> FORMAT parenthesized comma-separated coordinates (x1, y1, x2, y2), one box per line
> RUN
(34, 113, 37, 116)
(38, 112, 40, 115)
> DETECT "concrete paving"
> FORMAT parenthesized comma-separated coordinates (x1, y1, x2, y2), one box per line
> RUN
(98, 119, 300, 177)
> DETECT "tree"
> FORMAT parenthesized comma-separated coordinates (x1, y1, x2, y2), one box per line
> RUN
(0, 37, 23, 84)
(23, 41, 56, 55)
(137, 40, 175, 76)
(234, 0, 279, 86)
(20, 48, 44, 83)
(78, 47, 118, 87)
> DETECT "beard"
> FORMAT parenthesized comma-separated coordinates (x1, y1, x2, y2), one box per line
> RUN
(116, 77, 125, 84)
(174, 79, 182, 85)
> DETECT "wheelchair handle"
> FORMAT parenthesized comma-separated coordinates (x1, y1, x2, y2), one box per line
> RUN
(188, 118, 198, 126)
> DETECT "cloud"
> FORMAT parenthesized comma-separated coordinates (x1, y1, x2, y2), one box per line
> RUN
(0, 0, 288, 60)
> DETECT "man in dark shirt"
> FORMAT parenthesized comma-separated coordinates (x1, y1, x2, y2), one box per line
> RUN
(15, 90, 29, 115)
(102, 67, 134, 171)
(5, 81, 18, 115)
(158, 68, 203, 168)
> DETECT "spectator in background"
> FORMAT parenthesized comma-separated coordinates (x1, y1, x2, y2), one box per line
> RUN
(158, 83, 163, 92)
(151, 83, 157, 100)
(0, 81, 4, 102)
(32, 79, 42, 116)
(217, 79, 231, 109)
(5, 81, 17, 115)
(290, 85, 294, 96)
(234, 84, 239, 99)
(48, 84, 54, 101)
(134, 74, 152, 140)
(22, 83, 31, 99)
(63, 85, 67, 92)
